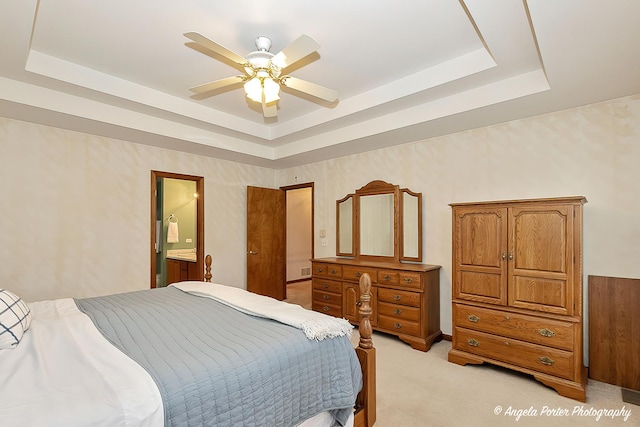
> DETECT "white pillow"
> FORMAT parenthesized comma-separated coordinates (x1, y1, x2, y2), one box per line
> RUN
(0, 289, 32, 349)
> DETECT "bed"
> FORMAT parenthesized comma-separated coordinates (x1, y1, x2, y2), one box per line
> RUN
(0, 255, 376, 427)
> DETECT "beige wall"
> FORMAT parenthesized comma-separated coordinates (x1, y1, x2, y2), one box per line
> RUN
(279, 94, 640, 343)
(2, 93, 639, 348)
(0, 117, 276, 302)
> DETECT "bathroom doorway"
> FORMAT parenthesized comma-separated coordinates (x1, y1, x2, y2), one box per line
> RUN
(150, 171, 204, 288)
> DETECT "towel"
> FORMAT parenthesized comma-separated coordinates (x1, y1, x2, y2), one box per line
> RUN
(167, 221, 179, 243)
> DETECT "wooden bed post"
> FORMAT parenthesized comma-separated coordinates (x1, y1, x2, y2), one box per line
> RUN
(204, 255, 212, 282)
(353, 273, 376, 427)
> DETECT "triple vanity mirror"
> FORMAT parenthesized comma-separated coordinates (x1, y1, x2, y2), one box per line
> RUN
(336, 180, 422, 262)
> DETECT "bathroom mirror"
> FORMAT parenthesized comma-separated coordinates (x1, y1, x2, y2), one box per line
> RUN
(336, 180, 422, 262)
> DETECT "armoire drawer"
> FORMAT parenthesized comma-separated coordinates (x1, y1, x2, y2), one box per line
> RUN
(378, 288, 421, 307)
(454, 303, 574, 351)
(455, 327, 575, 380)
(312, 278, 342, 294)
(342, 265, 377, 282)
(378, 315, 420, 336)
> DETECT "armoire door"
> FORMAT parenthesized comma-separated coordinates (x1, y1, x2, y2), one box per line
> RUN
(508, 204, 574, 315)
(453, 206, 508, 305)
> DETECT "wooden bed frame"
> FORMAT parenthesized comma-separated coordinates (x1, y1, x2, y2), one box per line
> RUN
(203, 255, 376, 426)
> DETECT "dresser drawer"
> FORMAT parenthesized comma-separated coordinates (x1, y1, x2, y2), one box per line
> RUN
(377, 270, 399, 285)
(455, 327, 574, 380)
(312, 278, 342, 294)
(454, 304, 574, 351)
(313, 263, 343, 279)
(378, 301, 420, 322)
(378, 288, 421, 308)
(378, 315, 420, 336)
(313, 289, 342, 306)
(312, 302, 342, 318)
(342, 265, 377, 282)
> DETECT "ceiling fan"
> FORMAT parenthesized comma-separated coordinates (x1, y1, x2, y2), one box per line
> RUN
(184, 32, 338, 118)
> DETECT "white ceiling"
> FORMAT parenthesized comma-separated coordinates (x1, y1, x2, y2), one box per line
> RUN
(1, 0, 639, 168)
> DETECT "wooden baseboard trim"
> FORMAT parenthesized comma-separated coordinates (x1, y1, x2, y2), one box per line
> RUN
(286, 278, 311, 284)
(441, 333, 452, 341)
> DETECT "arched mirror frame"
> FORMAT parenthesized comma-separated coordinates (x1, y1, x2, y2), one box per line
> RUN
(336, 180, 422, 262)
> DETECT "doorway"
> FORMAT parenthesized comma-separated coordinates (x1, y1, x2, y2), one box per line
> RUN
(283, 183, 314, 308)
(245, 182, 314, 304)
(150, 171, 204, 288)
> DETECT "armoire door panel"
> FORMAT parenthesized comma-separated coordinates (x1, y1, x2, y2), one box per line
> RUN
(457, 209, 506, 268)
(459, 270, 505, 304)
(510, 206, 571, 274)
(509, 276, 568, 314)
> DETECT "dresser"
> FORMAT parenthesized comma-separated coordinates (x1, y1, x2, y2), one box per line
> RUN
(448, 197, 587, 401)
(312, 257, 441, 351)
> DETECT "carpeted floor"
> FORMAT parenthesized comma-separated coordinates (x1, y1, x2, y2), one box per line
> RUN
(287, 281, 637, 426)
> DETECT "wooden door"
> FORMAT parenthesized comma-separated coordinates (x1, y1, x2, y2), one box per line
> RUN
(508, 204, 574, 315)
(452, 206, 508, 305)
(246, 186, 285, 300)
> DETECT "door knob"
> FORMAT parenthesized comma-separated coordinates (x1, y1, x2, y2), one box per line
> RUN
(247, 250, 258, 255)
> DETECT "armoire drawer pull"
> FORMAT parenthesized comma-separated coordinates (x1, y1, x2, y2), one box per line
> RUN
(356, 301, 362, 307)
(323, 295, 329, 301)
(394, 308, 402, 315)
(383, 275, 391, 281)
(538, 328, 555, 338)
(468, 314, 480, 323)
(330, 269, 337, 274)
(394, 322, 402, 329)
(322, 306, 330, 312)
(323, 283, 329, 289)
(403, 277, 413, 284)
(467, 338, 479, 347)
(539, 356, 555, 366)
(316, 268, 323, 273)
(392, 295, 401, 301)
(355, 272, 362, 278)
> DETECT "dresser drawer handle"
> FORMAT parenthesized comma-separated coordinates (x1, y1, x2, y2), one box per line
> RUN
(323, 283, 329, 289)
(467, 338, 479, 347)
(392, 294, 401, 301)
(468, 314, 480, 323)
(394, 308, 402, 315)
(538, 328, 555, 338)
(316, 268, 323, 273)
(539, 356, 555, 366)
(323, 295, 329, 301)
(355, 271, 362, 278)
(394, 322, 402, 329)
(403, 277, 413, 284)
(330, 269, 337, 275)
(356, 301, 362, 307)
(383, 275, 391, 281)
(322, 306, 330, 312)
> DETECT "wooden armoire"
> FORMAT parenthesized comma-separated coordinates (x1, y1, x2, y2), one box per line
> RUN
(448, 197, 587, 401)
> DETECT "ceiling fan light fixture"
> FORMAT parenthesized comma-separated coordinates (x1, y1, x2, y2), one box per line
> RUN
(263, 78, 280, 103)
(244, 77, 280, 103)
(244, 77, 263, 102)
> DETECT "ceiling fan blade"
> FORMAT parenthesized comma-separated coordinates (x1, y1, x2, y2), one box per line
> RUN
(189, 76, 244, 94)
(281, 76, 338, 102)
(262, 100, 278, 118)
(272, 34, 320, 69)
(184, 32, 247, 65)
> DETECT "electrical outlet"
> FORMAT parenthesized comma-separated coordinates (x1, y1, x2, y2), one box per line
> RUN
(321, 239, 328, 247)
(186, 238, 193, 243)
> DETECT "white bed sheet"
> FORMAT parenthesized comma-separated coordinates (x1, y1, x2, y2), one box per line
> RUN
(0, 296, 351, 427)
(0, 298, 163, 427)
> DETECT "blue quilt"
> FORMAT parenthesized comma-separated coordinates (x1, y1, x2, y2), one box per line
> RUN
(76, 286, 362, 427)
